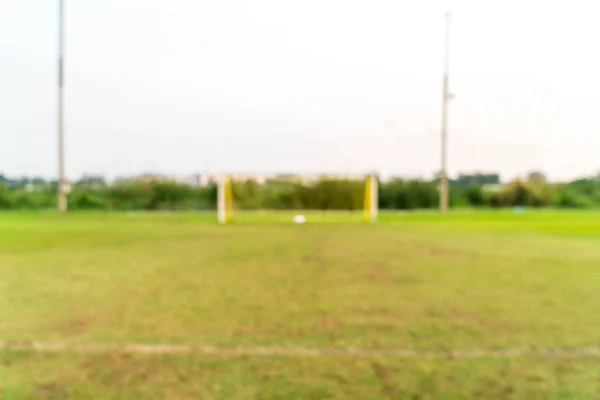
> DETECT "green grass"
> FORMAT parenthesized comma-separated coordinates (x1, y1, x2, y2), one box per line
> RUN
(2, 210, 600, 398)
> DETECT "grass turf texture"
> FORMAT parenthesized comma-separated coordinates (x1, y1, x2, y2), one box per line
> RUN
(2, 210, 600, 398)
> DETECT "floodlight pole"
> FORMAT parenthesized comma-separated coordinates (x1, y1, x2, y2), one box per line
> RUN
(57, 0, 67, 213)
(440, 11, 452, 214)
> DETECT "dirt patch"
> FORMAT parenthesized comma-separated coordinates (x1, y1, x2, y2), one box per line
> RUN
(33, 383, 67, 400)
(55, 303, 122, 336)
(62, 317, 92, 335)
(316, 316, 340, 330)
(364, 262, 397, 284)
(80, 352, 160, 387)
(428, 247, 474, 259)
(301, 254, 322, 264)
(363, 262, 423, 286)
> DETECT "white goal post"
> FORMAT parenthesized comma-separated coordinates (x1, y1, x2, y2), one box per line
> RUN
(217, 173, 378, 224)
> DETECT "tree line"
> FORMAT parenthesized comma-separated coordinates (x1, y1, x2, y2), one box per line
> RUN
(2, 173, 600, 211)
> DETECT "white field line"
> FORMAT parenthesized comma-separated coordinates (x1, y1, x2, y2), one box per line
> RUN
(2, 341, 600, 358)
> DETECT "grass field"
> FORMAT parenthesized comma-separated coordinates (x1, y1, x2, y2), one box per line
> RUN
(2, 210, 600, 399)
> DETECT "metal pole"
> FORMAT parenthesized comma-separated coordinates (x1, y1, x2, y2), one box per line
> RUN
(440, 11, 451, 213)
(57, 0, 67, 213)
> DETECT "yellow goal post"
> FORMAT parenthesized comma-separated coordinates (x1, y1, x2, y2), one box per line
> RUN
(217, 173, 378, 223)
(217, 175, 234, 224)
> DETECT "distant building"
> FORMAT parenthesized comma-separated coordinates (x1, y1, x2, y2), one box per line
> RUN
(455, 173, 501, 186)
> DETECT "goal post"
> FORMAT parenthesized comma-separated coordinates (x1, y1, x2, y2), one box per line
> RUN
(363, 173, 378, 223)
(217, 173, 378, 223)
(217, 175, 233, 224)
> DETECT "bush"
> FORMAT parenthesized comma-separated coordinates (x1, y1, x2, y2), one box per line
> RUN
(464, 185, 485, 206)
(3, 175, 600, 211)
(0, 184, 14, 209)
(69, 190, 107, 210)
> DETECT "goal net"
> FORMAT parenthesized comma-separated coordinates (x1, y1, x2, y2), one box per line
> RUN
(217, 174, 378, 223)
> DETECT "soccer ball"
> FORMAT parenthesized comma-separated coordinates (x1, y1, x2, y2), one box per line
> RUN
(293, 214, 306, 224)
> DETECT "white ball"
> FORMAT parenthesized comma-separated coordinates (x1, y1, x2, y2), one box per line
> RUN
(293, 214, 306, 224)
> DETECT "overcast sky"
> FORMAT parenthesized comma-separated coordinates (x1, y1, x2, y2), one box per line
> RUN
(2, 0, 599, 181)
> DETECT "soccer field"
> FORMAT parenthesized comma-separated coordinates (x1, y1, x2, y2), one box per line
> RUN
(2, 211, 600, 399)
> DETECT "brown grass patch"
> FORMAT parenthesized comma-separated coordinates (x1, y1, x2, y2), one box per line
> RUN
(32, 383, 67, 400)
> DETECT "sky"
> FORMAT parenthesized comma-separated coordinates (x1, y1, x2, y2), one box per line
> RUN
(2, 0, 600, 182)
